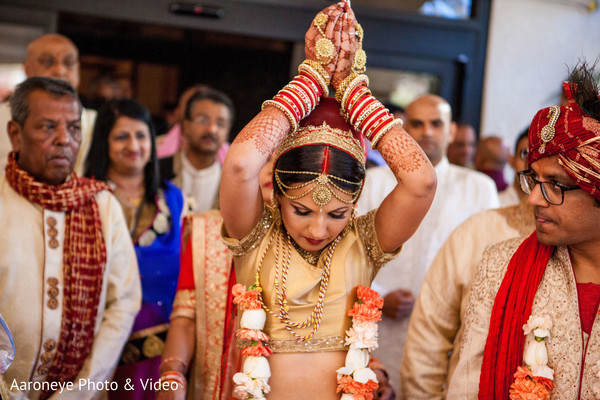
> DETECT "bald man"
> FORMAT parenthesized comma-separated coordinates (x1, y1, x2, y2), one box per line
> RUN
(0, 33, 96, 175)
(357, 94, 499, 394)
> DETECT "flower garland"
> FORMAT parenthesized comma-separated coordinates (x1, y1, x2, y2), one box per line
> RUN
(231, 283, 272, 400)
(509, 314, 554, 400)
(336, 286, 383, 400)
(137, 191, 171, 247)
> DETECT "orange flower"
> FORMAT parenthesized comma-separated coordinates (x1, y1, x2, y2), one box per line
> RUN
(357, 286, 384, 309)
(336, 375, 378, 400)
(509, 366, 553, 400)
(232, 284, 262, 311)
(236, 328, 270, 342)
(348, 303, 382, 323)
(241, 342, 273, 357)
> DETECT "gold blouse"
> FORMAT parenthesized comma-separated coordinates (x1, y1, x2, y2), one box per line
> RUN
(222, 207, 400, 353)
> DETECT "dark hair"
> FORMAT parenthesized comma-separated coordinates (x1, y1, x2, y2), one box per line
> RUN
(514, 126, 529, 153)
(274, 145, 366, 199)
(10, 76, 81, 126)
(184, 86, 235, 125)
(84, 99, 160, 202)
(568, 61, 600, 120)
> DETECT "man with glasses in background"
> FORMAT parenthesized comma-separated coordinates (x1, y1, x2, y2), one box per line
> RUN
(447, 64, 600, 399)
(164, 86, 234, 212)
(498, 128, 530, 207)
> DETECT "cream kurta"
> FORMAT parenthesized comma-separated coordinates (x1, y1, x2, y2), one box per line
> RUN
(447, 238, 600, 400)
(357, 157, 500, 393)
(222, 208, 398, 352)
(401, 201, 534, 399)
(0, 176, 141, 399)
(0, 101, 96, 177)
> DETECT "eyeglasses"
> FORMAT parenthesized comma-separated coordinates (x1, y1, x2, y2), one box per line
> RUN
(188, 115, 230, 130)
(518, 169, 580, 205)
(519, 148, 529, 161)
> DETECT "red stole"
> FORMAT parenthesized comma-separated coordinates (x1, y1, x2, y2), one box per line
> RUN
(478, 232, 554, 399)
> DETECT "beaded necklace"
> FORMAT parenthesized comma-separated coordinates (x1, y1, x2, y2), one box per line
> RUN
(254, 223, 341, 342)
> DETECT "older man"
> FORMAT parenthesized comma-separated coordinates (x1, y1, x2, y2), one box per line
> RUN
(0, 33, 96, 175)
(358, 95, 499, 394)
(1, 77, 140, 399)
(447, 65, 600, 399)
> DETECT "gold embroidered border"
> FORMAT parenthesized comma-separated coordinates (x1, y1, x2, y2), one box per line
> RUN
(222, 207, 273, 257)
(356, 208, 401, 270)
(172, 288, 196, 309)
(237, 335, 346, 353)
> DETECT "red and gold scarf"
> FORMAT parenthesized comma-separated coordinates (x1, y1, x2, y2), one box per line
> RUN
(5, 152, 109, 398)
(478, 232, 554, 399)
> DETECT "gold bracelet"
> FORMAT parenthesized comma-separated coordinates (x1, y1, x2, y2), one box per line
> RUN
(335, 72, 358, 104)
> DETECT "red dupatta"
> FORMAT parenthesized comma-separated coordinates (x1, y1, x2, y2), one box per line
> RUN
(478, 232, 554, 399)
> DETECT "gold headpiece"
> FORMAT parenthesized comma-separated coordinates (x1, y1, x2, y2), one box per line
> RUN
(275, 122, 366, 167)
(274, 122, 365, 209)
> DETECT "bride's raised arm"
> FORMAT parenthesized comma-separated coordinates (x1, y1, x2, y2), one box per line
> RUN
(220, 2, 350, 240)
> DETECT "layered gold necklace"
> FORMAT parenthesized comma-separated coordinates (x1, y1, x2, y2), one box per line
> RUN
(255, 225, 341, 342)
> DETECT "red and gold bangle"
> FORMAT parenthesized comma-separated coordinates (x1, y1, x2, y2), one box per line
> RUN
(346, 84, 370, 113)
(279, 88, 305, 119)
(262, 72, 324, 132)
(371, 118, 404, 148)
(262, 99, 298, 132)
(298, 60, 330, 91)
(362, 107, 390, 135)
(349, 95, 377, 127)
(294, 76, 318, 106)
(285, 86, 310, 116)
(340, 74, 369, 109)
(353, 101, 381, 130)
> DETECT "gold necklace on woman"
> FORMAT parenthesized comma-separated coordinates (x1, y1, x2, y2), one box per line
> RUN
(255, 225, 341, 342)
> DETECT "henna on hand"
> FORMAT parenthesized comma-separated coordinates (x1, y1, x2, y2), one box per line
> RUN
(332, 11, 359, 90)
(234, 107, 290, 155)
(304, 3, 345, 79)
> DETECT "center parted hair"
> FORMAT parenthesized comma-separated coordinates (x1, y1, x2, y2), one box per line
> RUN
(84, 99, 161, 202)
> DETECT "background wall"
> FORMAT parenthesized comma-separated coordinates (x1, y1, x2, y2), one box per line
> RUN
(481, 0, 600, 148)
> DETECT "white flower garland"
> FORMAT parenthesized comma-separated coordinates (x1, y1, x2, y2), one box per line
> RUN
(137, 191, 171, 247)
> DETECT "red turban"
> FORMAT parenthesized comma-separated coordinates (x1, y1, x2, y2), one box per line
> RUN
(528, 82, 600, 201)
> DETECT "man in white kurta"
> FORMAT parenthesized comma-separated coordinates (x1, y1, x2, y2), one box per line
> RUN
(170, 87, 234, 212)
(0, 34, 96, 176)
(357, 95, 499, 394)
(1, 77, 141, 399)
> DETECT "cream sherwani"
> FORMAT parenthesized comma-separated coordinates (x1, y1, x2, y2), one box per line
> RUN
(0, 176, 141, 399)
(499, 184, 521, 207)
(400, 201, 534, 399)
(446, 238, 600, 400)
(357, 157, 500, 394)
(0, 101, 96, 176)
